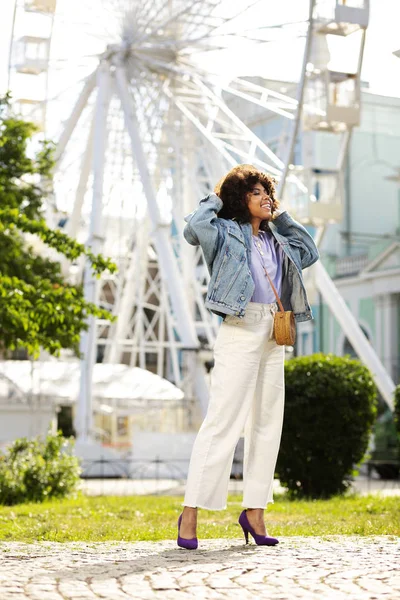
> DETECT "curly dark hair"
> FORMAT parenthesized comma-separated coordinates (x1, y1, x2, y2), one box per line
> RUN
(214, 164, 280, 230)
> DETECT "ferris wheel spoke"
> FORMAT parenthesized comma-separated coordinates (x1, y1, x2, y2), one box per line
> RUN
(121, 6, 152, 40)
(48, 54, 103, 66)
(205, 31, 306, 45)
(130, 65, 161, 113)
(239, 20, 309, 32)
(165, 89, 238, 169)
(54, 69, 97, 166)
(133, 0, 179, 38)
(166, 72, 295, 179)
(136, 0, 207, 45)
(173, 85, 243, 135)
(203, 22, 308, 44)
(131, 0, 172, 34)
(217, 82, 296, 120)
(179, 43, 234, 57)
(183, 0, 263, 45)
(181, 60, 296, 118)
(129, 92, 168, 153)
(174, 11, 226, 35)
(128, 63, 171, 133)
(233, 77, 298, 105)
(63, 109, 95, 243)
(191, 74, 284, 170)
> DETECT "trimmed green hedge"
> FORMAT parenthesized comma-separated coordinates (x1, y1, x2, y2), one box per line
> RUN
(0, 432, 81, 505)
(277, 353, 378, 498)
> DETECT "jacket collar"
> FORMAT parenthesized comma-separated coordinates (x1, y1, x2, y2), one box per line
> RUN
(238, 222, 252, 249)
(237, 221, 277, 244)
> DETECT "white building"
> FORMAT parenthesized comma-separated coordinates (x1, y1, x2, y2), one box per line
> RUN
(309, 90, 400, 383)
(232, 84, 400, 383)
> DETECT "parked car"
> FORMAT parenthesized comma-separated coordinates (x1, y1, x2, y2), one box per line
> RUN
(369, 408, 400, 480)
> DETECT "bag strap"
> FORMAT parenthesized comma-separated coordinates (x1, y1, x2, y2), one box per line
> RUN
(252, 233, 285, 313)
(262, 266, 285, 313)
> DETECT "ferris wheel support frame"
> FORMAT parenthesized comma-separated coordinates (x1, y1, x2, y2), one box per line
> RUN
(114, 62, 199, 348)
(65, 112, 95, 239)
(75, 61, 111, 442)
(127, 228, 149, 370)
(61, 110, 96, 280)
(106, 58, 233, 412)
(167, 118, 220, 344)
(54, 70, 97, 165)
(161, 286, 182, 384)
(113, 59, 212, 412)
(105, 242, 140, 364)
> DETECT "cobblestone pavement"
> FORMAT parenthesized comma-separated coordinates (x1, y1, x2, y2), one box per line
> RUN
(0, 537, 399, 600)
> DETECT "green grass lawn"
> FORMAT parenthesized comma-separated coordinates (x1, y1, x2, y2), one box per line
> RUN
(0, 493, 399, 542)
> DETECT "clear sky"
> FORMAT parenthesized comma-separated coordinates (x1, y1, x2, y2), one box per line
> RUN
(1, 0, 400, 99)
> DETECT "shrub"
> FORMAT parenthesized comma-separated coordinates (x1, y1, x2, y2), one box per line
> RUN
(276, 353, 377, 498)
(0, 431, 81, 505)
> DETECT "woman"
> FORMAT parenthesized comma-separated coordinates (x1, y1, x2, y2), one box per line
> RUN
(177, 164, 319, 549)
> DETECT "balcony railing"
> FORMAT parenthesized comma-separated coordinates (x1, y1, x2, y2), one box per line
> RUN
(335, 253, 369, 277)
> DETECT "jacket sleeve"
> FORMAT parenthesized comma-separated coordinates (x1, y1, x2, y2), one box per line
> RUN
(183, 193, 223, 266)
(273, 210, 320, 270)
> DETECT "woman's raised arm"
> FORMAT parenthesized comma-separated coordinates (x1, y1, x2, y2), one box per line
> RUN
(272, 211, 320, 270)
(183, 193, 223, 266)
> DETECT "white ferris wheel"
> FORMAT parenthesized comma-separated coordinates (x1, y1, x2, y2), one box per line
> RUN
(8, 0, 396, 441)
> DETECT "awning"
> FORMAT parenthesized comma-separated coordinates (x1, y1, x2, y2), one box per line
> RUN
(0, 360, 184, 406)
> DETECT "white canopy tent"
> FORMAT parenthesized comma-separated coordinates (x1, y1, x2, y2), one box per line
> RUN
(0, 360, 185, 459)
(0, 360, 184, 410)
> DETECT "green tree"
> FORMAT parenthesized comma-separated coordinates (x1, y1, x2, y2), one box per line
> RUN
(0, 94, 116, 357)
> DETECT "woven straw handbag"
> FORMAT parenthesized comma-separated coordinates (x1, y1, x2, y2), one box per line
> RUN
(263, 267, 296, 346)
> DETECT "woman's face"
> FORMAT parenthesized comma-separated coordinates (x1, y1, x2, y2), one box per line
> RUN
(246, 182, 273, 221)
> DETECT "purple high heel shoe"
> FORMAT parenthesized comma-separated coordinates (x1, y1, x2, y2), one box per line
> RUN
(238, 510, 279, 546)
(177, 513, 198, 550)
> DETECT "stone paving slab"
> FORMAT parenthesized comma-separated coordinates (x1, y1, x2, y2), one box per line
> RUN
(0, 537, 399, 600)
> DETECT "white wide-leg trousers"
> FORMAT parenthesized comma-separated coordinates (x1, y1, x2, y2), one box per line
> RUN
(183, 301, 285, 510)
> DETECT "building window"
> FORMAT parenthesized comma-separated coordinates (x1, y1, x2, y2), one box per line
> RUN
(343, 325, 370, 358)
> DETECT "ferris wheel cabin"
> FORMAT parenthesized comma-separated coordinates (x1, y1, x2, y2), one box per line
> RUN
(24, 0, 56, 12)
(316, 0, 369, 37)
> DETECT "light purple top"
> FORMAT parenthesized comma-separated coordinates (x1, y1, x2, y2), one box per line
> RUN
(250, 230, 284, 303)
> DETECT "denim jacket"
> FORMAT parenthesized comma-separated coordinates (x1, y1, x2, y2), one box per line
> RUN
(183, 193, 320, 322)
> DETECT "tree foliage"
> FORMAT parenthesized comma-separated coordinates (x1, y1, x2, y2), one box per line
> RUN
(0, 94, 116, 357)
